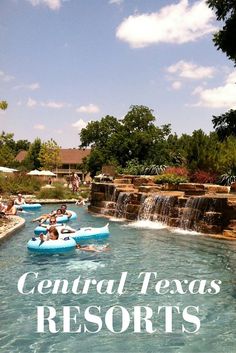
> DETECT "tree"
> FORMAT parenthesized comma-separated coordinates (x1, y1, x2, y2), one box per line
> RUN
(212, 109, 236, 141)
(38, 139, 61, 170)
(207, 0, 236, 65)
(15, 140, 30, 154)
(80, 115, 121, 149)
(0, 132, 16, 167)
(79, 105, 171, 174)
(0, 131, 15, 151)
(0, 101, 8, 110)
(0, 145, 15, 166)
(178, 130, 220, 172)
(80, 149, 105, 178)
(218, 136, 236, 174)
(120, 105, 171, 165)
(23, 138, 42, 170)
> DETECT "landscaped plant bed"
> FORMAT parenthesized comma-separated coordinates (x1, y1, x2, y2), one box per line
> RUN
(0, 216, 25, 243)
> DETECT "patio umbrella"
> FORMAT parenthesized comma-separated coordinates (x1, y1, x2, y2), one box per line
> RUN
(27, 169, 42, 175)
(40, 170, 56, 176)
(0, 166, 18, 173)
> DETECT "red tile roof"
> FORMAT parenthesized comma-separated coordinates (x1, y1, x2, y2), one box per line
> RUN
(16, 150, 27, 162)
(59, 149, 91, 164)
(16, 149, 91, 164)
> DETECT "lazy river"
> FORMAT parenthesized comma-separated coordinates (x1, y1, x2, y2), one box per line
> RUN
(0, 205, 236, 353)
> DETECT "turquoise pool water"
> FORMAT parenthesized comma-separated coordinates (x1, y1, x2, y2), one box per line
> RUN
(0, 205, 236, 353)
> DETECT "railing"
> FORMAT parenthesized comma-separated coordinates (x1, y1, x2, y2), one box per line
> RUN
(53, 169, 82, 174)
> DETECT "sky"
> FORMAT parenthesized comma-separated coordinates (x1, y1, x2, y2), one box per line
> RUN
(0, 0, 236, 148)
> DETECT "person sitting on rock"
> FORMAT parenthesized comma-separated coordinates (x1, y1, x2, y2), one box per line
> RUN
(0, 199, 6, 213)
(5, 200, 17, 215)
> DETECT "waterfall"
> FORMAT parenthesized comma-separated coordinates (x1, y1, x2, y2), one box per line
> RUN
(104, 184, 116, 201)
(138, 194, 177, 223)
(180, 197, 217, 231)
(115, 192, 131, 218)
(138, 195, 153, 220)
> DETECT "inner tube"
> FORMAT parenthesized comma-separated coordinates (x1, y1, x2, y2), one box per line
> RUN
(45, 210, 77, 224)
(61, 223, 110, 243)
(34, 224, 63, 235)
(16, 203, 42, 211)
(27, 237, 76, 254)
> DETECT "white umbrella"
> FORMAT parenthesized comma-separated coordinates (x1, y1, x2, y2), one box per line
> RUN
(0, 166, 18, 173)
(40, 170, 56, 176)
(27, 169, 42, 175)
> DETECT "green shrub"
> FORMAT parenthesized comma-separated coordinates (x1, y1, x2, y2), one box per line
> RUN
(219, 171, 236, 186)
(37, 185, 74, 199)
(79, 190, 90, 199)
(121, 158, 166, 175)
(141, 164, 166, 175)
(0, 174, 43, 194)
(154, 173, 188, 185)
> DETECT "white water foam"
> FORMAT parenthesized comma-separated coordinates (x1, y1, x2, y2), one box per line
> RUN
(172, 227, 202, 236)
(66, 260, 105, 271)
(109, 217, 127, 222)
(124, 220, 167, 230)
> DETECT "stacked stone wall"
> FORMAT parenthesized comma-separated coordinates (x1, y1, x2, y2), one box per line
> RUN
(88, 178, 236, 238)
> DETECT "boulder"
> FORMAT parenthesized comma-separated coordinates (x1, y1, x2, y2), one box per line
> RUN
(91, 192, 105, 202)
(168, 218, 180, 228)
(179, 183, 205, 191)
(231, 182, 236, 192)
(178, 197, 188, 208)
(198, 222, 222, 234)
(113, 178, 133, 185)
(204, 184, 230, 194)
(138, 185, 163, 193)
(126, 204, 140, 214)
(203, 212, 222, 225)
(133, 177, 156, 187)
(222, 230, 236, 238)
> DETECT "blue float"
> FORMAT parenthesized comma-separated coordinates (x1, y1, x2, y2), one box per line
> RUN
(27, 237, 76, 254)
(34, 224, 63, 235)
(61, 223, 110, 243)
(16, 203, 42, 211)
(45, 210, 77, 224)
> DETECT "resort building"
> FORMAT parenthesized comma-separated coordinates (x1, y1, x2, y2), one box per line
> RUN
(16, 148, 91, 181)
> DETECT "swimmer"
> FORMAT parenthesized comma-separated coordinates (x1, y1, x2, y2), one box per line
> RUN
(76, 244, 110, 252)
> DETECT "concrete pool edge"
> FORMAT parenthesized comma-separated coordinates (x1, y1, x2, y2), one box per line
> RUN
(0, 216, 25, 244)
